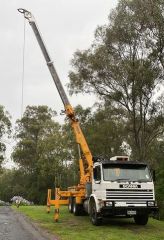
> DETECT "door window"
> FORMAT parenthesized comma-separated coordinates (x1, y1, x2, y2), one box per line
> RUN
(93, 166, 101, 181)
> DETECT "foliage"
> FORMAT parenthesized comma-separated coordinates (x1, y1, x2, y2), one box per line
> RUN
(12, 106, 76, 204)
(0, 169, 24, 202)
(153, 139, 164, 219)
(0, 105, 11, 168)
(12, 105, 56, 171)
(69, 0, 164, 161)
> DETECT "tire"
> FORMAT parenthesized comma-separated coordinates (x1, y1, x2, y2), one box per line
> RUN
(134, 214, 148, 225)
(68, 197, 73, 213)
(90, 200, 102, 226)
(72, 198, 83, 216)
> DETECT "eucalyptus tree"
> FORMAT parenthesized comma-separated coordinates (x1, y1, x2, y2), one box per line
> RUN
(12, 105, 72, 203)
(69, 0, 164, 161)
(0, 105, 11, 168)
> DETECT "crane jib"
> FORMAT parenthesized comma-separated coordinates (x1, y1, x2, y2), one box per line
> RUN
(29, 21, 70, 107)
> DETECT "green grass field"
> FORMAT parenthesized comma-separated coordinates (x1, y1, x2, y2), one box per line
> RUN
(14, 206, 164, 240)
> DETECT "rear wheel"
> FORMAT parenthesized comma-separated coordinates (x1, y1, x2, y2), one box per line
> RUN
(134, 214, 148, 225)
(68, 197, 73, 213)
(72, 198, 84, 216)
(90, 200, 102, 226)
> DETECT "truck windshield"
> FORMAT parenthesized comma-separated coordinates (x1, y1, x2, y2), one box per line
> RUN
(103, 164, 152, 182)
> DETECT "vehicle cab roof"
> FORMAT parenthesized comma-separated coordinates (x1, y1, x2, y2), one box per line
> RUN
(93, 156, 147, 166)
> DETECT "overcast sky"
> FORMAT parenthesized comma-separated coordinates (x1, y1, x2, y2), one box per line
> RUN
(0, 0, 118, 166)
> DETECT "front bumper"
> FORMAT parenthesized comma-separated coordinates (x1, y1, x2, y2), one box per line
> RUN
(101, 202, 158, 217)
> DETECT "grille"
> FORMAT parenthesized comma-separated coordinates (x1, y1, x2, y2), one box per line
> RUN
(106, 189, 153, 201)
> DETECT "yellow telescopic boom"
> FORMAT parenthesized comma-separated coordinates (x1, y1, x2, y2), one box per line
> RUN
(18, 8, 93, 183)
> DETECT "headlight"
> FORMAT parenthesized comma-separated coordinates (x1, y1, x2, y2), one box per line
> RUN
(147, 201, 155, 206)
(106, 201, 113, 207)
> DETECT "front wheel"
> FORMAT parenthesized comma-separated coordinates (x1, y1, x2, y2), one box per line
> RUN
(134, 214, 148, 225)
(90, 200, 102, 226)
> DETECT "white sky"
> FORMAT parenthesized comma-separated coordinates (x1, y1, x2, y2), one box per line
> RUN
(0, 0, 118, 167)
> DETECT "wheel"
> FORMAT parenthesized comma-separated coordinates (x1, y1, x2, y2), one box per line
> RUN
(134, 214, 148, 225)
(68, 197, 73, 213)
(90, 200, 102, 226)
(72, 198, 83, 216)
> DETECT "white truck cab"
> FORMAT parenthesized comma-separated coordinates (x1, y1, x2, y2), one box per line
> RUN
(86, 156, 158, 225)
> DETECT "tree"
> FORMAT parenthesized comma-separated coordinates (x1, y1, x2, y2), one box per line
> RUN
(69, 0, 164, 161)
(13, 106, 56, 171)
(12, 105, 73, 204)
(0, 169, 26, 202)
(0, 105, 11, 168)
(147, 138, 164, 219)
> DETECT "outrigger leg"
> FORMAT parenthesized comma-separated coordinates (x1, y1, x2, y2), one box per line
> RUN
(54, 188, 60, 222)
(47, 189, 51, 213)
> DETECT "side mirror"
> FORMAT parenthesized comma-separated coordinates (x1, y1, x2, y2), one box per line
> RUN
(151, 169, 156, 182)
(153, 170, 156, 182)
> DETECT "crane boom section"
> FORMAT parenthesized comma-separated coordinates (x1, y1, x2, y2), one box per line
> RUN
(18, 9, 70, 107)
(18, 9, 93, 180)
(71, 120, 93, 176)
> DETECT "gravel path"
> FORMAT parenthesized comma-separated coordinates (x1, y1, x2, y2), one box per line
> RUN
(0, 206, 55, 240)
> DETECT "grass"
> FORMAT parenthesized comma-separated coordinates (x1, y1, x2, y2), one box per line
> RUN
(13, 205, 164, 240)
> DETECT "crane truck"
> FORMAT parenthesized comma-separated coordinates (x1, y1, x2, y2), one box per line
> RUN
(18, 8, 158, 226)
